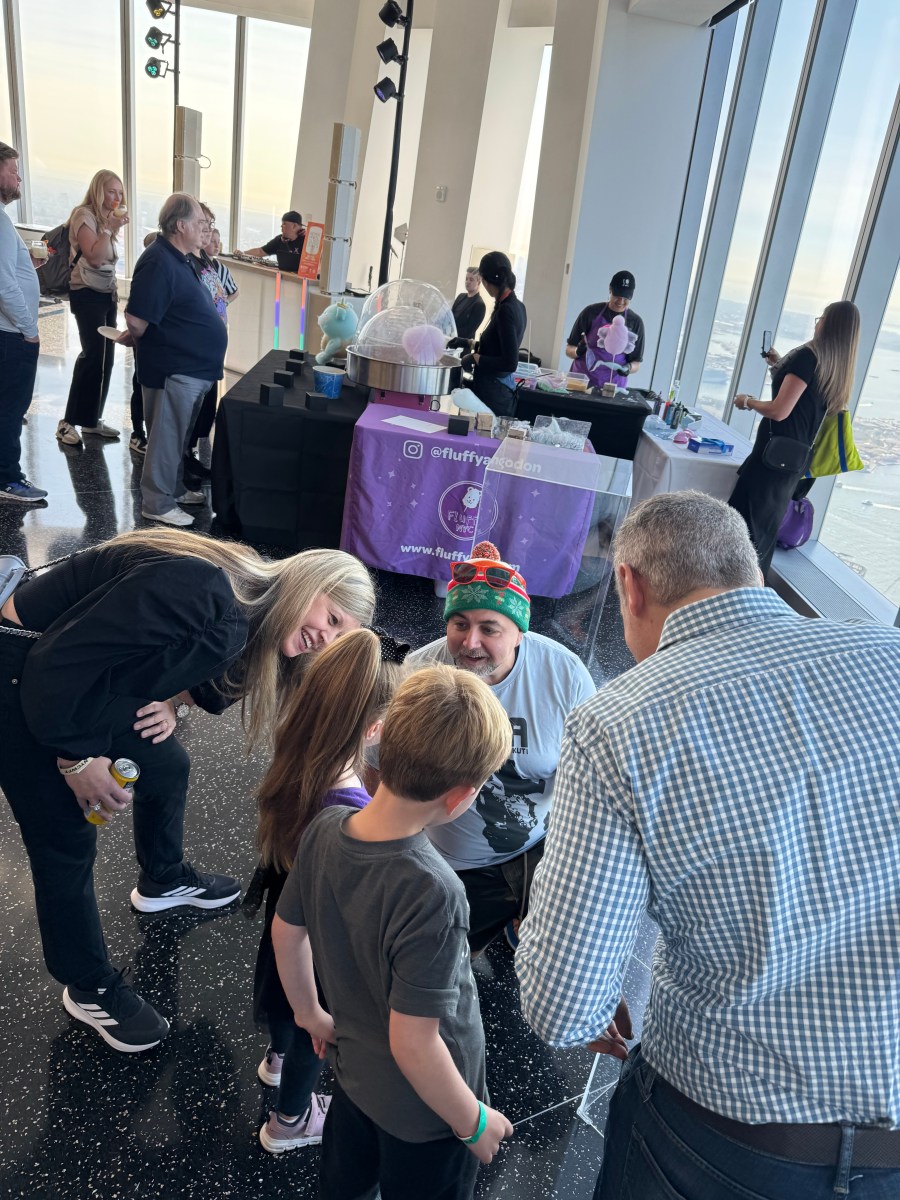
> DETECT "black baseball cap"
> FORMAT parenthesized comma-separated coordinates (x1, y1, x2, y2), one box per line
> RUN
(609, 270, 635, 299)
(282, 210, 303, 224)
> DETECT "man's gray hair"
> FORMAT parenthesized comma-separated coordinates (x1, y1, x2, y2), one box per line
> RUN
(158, 193, 197, 238)
(0, 142, 19, 164)
(613, 491, 760, 605)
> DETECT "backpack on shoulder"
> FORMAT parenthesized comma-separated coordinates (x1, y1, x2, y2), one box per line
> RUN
(38, 223, 81, 296)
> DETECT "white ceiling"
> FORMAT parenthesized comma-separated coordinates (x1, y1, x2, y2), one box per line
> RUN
(182, 0, 728, 31)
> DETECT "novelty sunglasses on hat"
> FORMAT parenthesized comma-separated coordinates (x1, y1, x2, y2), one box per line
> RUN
(451, 562, 520, 591)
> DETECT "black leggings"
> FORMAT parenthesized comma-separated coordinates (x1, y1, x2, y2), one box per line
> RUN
(0, 634, 191, 990)
(268, 1017, 325, 1115)
(64, 287, 118, 427)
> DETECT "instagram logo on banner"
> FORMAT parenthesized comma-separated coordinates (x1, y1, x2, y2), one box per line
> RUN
(403, 441, 423, 460)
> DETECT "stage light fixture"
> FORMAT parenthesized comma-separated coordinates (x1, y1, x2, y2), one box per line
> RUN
(374, 77, 398, 103)
(145, 56, 170, 78)
(376, 37, 403, 64)
(146, 0, 173, 19)
(378, 1, 407, 28)
(145, 26, 172, 50)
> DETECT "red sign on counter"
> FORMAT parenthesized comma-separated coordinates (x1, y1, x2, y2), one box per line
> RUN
(298, 222, 325, 280)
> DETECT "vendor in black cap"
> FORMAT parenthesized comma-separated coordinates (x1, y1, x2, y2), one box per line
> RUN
(461, 250, 527, 416)
(565, 269, 645, 390)
(239, 210, 306, 274)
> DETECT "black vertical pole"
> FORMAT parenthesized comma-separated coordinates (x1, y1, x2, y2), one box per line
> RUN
(378, 1, 413, 286)
(172, 0, 181, 191)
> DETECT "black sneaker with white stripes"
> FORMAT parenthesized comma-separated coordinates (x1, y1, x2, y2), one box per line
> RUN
(130, 861, 241, 913)
(62, 969, 169, 1053)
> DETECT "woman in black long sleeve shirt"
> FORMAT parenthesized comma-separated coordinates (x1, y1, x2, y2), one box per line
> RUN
(0, 529, 375, 1052)
(466, 251, 526, 416)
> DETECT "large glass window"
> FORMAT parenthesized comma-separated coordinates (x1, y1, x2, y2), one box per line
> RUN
(683, 6, 749, 317)
(238, 19, 310, 252)
(775, 1, 900, 355)
(19, 0, 123, 229)
(818, 272, 900, 606)
(696, 0, 817, 417)
(177, 8, 236, 249)
(0, 7, 11, 151)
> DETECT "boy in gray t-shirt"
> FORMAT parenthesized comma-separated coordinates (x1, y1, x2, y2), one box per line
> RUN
(274, 666, 513, 1199)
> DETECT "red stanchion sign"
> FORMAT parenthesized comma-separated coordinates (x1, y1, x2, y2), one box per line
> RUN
(298, 222, 325, 280)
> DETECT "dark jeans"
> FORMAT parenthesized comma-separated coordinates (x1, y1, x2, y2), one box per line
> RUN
(268, 1016, 324, 1116)
(318, 1077, 479, 1200)
(0, 633, 190, 990)
(470, 372, 516, 417)
(0, 330, 39, 485)
(595, 1046, 900, 1200)
(457, 840, 545, 954)
(64, 287, 117, 427)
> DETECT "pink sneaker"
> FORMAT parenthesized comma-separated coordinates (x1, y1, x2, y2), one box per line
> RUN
(259, 1094, 331, 1153)
(257, 1046, 284, 1087)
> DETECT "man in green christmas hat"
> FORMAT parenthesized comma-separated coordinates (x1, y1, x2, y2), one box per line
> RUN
(407, 541, 595, 953)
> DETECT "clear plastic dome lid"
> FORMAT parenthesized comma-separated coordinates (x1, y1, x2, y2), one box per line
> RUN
(354, 279, 457, 365)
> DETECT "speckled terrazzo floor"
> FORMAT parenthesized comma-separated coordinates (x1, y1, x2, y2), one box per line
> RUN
(0, 306, 654, 1200)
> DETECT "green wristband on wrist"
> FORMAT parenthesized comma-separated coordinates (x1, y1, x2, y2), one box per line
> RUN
(457, 1101, 487, 1145)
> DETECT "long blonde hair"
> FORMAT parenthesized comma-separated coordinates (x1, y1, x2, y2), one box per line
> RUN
(68, 170, 125, 255)
(257, 629, 404, 871)
(808, 300, 861, 416)
(106, 529, 376, 751)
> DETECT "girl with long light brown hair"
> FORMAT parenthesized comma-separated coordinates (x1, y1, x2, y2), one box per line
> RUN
(251, 628, 407, 1154)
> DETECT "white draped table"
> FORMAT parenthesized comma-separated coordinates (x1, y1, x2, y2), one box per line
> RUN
(631, 412, 754, 505)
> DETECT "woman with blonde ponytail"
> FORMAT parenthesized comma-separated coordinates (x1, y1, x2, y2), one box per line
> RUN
(250, 628, 407, 1154)
(729, 300, 861, 576)
(0, 528, 374, 1054)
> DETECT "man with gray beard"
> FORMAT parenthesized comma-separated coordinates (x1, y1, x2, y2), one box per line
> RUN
(407, 541, 594, 953)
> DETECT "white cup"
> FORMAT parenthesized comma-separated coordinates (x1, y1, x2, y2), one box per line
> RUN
(29, 241, 48, 260)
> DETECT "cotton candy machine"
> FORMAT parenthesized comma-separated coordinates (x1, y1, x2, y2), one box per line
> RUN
(346, 279, 462, 408)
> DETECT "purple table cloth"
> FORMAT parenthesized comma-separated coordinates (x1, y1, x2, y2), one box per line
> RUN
(340, 405, 594, 597)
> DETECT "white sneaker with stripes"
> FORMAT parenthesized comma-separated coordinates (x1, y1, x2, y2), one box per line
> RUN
(130, 862, 241, 913)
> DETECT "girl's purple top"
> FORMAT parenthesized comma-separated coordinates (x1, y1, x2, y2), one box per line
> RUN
(322, 785, 371, 812)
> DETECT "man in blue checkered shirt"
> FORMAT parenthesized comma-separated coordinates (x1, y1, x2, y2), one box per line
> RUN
(516, 491, 900, 1199)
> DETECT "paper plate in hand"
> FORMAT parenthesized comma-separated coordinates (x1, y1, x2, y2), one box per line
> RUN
(97, 326, 122, 341)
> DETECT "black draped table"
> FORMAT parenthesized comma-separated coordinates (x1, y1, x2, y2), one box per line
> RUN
(211, 350, 367, 549)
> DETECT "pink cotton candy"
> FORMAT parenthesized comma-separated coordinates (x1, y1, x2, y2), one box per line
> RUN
(401, 323, 447, 365)
(603, 314, 630, 357)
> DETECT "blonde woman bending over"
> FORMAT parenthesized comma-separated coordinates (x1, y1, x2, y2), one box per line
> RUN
(0, 529, 375, 1054)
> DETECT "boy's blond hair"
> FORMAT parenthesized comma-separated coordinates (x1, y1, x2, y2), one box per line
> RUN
(380, 665, 511, 802)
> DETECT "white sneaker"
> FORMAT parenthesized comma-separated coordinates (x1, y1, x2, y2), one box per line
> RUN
(81, 421, 120, 438)
(142, 507, 194, 527)
(176, 490, 205, 505)
(56, 421, 82, 446)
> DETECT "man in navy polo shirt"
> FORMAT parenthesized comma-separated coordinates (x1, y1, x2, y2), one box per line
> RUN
(123, 194, 227, 526)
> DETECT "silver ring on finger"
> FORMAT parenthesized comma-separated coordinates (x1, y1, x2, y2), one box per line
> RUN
(90, 802, 102, 812)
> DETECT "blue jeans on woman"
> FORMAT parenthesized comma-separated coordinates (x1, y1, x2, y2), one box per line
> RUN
(0, 330, 39, 486)
(595, 1046, 900, 1200)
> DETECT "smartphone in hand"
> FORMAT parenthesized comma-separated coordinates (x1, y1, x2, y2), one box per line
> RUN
(761, 330, 772, 357)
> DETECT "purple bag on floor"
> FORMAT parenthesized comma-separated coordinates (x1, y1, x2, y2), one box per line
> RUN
(776, 498, 814, 549)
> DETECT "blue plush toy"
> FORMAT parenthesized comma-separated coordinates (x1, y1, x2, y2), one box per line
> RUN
(316, 300, 359, 365)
